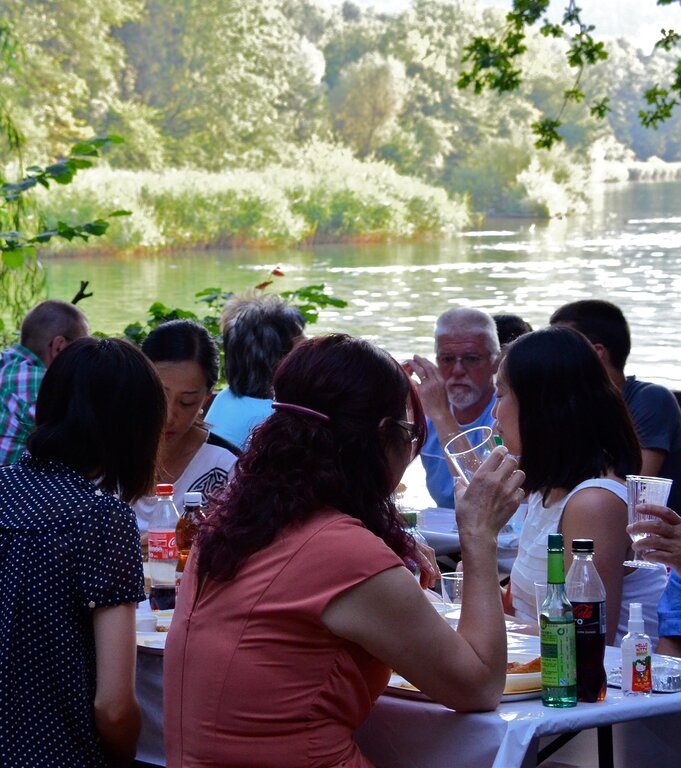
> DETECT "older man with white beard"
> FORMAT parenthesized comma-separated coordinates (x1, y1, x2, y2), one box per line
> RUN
(406, 308, 500, 508)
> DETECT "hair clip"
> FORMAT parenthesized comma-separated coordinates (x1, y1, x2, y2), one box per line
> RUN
(272, 402, 330, 422)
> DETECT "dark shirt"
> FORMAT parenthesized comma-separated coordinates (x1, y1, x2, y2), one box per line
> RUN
(623, 376, 681, 512)
(0, 454, 145, 767)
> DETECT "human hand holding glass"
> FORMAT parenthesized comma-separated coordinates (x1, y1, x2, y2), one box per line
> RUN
(623, 474, 672, 569)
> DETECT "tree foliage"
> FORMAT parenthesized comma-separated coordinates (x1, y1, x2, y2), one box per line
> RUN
(457, 0, 680, 148)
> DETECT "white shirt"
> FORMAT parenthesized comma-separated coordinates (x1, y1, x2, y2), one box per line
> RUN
(511, 478, 668, 646)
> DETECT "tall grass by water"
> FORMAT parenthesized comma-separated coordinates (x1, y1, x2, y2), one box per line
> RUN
(37, 143, 469, 251)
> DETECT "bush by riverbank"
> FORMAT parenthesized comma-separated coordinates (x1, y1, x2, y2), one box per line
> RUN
(37, 143, 469, 252)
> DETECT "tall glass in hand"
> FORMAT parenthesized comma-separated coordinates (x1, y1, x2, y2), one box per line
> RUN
(444, 426, 497, 486)
(623, 474, 672, 569)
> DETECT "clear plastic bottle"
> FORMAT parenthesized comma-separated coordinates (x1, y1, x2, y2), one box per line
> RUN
(621, 602, 652, 696)
(540, 533, 577, 707)
(148, 483, 180, 611)
(175, 491, 206, 594)
(566, 538, 607, 702)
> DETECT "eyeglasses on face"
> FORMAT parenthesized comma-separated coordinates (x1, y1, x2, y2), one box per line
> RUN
(435, 353, 490, 370)
(394, 419, 419, 443)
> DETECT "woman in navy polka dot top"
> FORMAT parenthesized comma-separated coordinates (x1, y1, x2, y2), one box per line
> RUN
(0, 337, 165, 767)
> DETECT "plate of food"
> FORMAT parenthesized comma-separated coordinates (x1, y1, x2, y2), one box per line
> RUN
(503, 656, 541, 698)
(386, 656, 542, 704)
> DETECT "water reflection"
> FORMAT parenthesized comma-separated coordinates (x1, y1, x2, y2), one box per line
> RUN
(45, 180, 681, 387)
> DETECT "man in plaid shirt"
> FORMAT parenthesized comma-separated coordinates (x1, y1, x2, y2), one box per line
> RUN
(0, 300, 88, 464)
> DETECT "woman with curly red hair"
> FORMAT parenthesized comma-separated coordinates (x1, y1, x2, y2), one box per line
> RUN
(164, 334, 524, 768)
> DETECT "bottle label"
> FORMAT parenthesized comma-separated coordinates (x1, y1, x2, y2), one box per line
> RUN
(540, 618, 577, 687)
(572, 601, 606, 635)
(628, 652, 652, 693)
(148, 531, 177, 560)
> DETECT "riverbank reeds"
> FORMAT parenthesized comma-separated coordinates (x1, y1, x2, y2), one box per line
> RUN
(36, 143, 469, 252)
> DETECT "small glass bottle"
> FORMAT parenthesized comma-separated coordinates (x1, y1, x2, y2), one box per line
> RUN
(566, 538, 607, 702)
(621, 602, 652, 696)
(175, 491, 206, 594)
(540, 533, 577, 707)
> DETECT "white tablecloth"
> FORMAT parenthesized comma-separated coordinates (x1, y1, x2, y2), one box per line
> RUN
(136, 632, 681, 767)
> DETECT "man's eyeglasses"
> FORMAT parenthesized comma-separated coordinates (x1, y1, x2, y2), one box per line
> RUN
(436, 353, 490, 370)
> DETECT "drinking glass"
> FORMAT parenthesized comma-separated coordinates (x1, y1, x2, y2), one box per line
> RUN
(440, 571, 464, 628)
(623, 474, 672, 569)
(444, 426, 498, 486)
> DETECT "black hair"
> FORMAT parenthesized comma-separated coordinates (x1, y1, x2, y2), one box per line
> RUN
(502, 326, 640, 501)
(142, 319, 220, 389)
(493, 313, 533, 347)
(28, 338, 165, 503)
(549, 300, 631, 372)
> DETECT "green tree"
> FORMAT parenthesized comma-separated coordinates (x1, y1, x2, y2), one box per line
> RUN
(457, 0, 681, 148)
(0, 0, 152, 162)
(329, 53, 408, 155)
(118, 0, 325, 168)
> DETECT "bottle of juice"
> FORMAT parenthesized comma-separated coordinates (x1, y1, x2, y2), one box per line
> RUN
(175, 491, 206, 594)
(621, 602, 652, 696)
(540, 533, 577, 707)
(566, 538, 607, 702)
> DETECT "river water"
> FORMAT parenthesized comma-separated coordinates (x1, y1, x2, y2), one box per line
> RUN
(45, 179, 681, 387)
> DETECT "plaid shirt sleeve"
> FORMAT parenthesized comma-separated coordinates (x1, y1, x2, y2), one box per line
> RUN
(0, 346, 45, 464)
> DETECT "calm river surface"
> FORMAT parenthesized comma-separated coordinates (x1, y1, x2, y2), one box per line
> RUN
(45, 179, 681, 387)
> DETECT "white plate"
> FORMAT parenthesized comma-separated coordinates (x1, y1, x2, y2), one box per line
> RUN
(386, 669, 542, 704)
(136, 631, 167, 649)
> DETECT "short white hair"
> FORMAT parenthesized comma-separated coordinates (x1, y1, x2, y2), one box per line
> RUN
(435, 308, 500, 356)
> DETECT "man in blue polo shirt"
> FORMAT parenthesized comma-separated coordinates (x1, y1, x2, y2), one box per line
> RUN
(406, 308, 500, 508)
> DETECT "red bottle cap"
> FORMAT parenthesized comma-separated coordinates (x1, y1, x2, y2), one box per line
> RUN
(156, 483, 174, 496)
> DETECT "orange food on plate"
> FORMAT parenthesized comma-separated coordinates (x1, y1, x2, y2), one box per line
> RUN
(506, 656, 541, 674)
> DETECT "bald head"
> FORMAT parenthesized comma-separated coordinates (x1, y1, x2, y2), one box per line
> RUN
(435, 308, 500, 357)
(20, 300, 89, 366)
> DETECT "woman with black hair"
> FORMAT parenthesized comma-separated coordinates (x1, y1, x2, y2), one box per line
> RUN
(134, 320, 237, 538)
(0, 337, 166, 767)
(164, 334, 525, 768)
(497, 326, 668, 645)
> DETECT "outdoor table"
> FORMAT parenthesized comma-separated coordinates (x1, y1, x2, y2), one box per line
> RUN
(135, 630, 681, 767)
(417, 506, 519, 574)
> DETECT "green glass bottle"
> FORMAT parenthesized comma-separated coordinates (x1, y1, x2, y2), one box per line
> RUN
(540, 533, 577, 707)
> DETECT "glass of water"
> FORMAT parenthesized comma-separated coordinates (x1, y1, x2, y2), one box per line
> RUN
(623, 474, 673, 569)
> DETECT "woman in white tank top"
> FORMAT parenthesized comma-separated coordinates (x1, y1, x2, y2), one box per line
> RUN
(495, 327, 668, 646)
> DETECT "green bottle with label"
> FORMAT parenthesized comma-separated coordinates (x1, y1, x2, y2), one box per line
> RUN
(540, 533, 577, 707)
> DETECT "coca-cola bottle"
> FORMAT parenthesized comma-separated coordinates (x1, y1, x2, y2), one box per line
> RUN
(175, 491, 206, 594)
(566, 538, 607, 702)
(148, 483, 180, 611)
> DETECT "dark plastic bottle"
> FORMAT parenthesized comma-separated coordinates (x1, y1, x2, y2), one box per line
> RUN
(566, 538, 607, 702)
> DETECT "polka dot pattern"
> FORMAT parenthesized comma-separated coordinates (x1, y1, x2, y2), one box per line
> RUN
(0, 453, 146, 767)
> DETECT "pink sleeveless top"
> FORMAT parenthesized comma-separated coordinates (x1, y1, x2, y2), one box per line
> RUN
(164, 509, 404, 768)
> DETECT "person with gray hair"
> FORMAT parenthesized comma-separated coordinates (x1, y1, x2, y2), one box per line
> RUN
(206, 293, 306, 449)
(0, 299, 89, 464)
(405, 308, 500, 507)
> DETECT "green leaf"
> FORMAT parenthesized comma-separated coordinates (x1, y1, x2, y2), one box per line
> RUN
(108, 209, 132, 217)
(82, 221, 109, 236)
(2, 249, 25, 268)
(70, 142, 99, 157)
